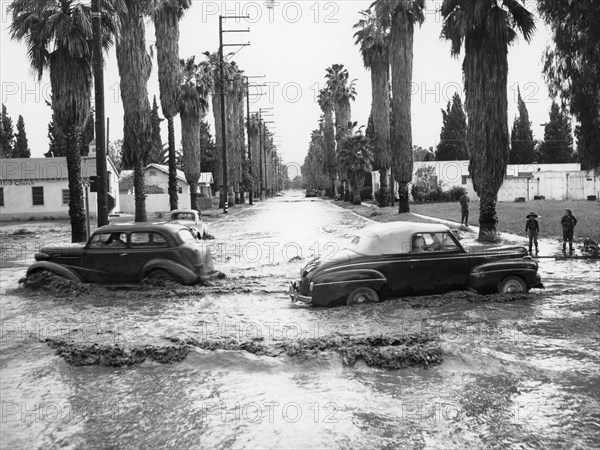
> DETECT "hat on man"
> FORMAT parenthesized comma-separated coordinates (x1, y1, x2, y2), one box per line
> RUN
(526, 212, 538, 218)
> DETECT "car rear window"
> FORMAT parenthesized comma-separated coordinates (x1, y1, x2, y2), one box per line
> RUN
(178, 229, 196, 242)
(130, 232, 168, 248)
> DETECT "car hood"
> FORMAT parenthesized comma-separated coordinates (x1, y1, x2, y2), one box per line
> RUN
(467, 245, 528, 257)
(170, 219, 197, 226)
(40, 243, 86, 255)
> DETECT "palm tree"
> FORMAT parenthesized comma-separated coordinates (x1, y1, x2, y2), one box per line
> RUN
(9, 0, 120, 242)
(179, 56, 211, 211)
(337, 128, 373, 205)
(325, 64, 357, 200)
(372, 0, 425, 213)
(115, 0, 153, 222)
(151, 0, 192, 211)
(325, 64, 357, 144)
(318, 88, 337, 197)
(441, 0, 535, 240)
(354, 8, 391, 207)
(247, 113, 261, 198)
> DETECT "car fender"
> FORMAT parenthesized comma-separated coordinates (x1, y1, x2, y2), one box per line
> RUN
(469, 259, 539, 293)
(312, 269, 388, 306)
(142, 259, 198, 285)
(26, 261, 83, 283)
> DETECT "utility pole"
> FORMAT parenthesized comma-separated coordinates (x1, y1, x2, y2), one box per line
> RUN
(92, 0, 108, 226)
(219, 15, 249, 213)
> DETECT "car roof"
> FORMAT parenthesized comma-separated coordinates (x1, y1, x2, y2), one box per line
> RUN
(359, 221, 451, 238)
(96, 222, 189, 234)
(170, 209, 198, 214)
(350, 221, 453, 255)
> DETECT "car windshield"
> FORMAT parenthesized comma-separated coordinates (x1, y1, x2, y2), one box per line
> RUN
(172, 213, 195, 221)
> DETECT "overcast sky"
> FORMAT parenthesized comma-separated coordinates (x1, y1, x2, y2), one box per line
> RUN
(1, 0, 553, 177)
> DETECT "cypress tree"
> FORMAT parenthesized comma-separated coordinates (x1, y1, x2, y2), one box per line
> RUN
(435, 93, 468, 160)
(14, 115, 30, 158)
(1, 104, 15, 158)
(538, 102, 573, 163)
(147, 96, 164, 164)
(509, 86, 536, 164)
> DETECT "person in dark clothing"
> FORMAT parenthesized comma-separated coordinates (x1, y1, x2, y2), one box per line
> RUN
(459, 193, 470, 226)
(525, 212, 539, 254)
(561, 209, 577, 253)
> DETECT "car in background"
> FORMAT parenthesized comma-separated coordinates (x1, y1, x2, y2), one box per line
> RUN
(305, 189, 318, 198)
(27, 223, 219, 285)
(168, 209, 209, 239)
(290, 222, 542, 306)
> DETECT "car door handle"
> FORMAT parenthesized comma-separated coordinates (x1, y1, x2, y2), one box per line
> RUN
(120, 253, 128, 256)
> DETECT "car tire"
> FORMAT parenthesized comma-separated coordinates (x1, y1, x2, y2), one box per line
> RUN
(346, 287, 379, 305)
(148, 269, 175, 284)
(498, 276, 528, 294)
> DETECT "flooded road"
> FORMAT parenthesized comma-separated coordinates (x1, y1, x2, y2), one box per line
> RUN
(1, 192, 599, 449)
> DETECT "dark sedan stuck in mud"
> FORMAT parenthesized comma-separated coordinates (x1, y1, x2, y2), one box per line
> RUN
(290, 222, 542, 306)
(27, 223, 219, 285)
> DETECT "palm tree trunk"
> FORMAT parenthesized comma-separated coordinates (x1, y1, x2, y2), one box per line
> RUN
(115, 0, 152, 222)
(189, 181, 198, 211)
(390, 12, 415, 213)
(464, 36, 509, 241)
(65, 125, 86, 242)
(371, 55, 391, 207)
(211, 95, 224, 207)
(133, 159, 147, 222)
(168, 117, 178, 210)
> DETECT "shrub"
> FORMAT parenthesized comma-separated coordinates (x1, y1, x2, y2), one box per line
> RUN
(447, 186, 467, 202)
(360, 186, 373, 201)
(534, 195, 545, 200)
(514, 197, 526, 203)
(587, 195, 597, 201)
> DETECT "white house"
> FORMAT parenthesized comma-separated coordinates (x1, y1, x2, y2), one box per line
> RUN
(372, 161, 599, 202)
(0, 152, 120, 221)
(118, 164, 214, 215)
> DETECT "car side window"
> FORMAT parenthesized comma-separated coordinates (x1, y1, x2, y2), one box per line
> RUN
(441, 232, 459, 252)
(152, 233, 168, 247)
(89, 232, 127, 248)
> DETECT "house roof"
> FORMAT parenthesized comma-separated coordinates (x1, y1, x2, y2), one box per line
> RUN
(119, 164, 210, 192)
(149, 164, 188, 184)
(1, 156, 113, 181)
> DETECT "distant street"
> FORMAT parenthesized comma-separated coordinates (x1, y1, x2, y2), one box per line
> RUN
(1, 192, 599, 449)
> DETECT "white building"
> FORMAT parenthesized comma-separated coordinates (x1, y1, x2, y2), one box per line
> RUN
(0, 153, 120, 221)
(118, 164, 213, 215)
(372, 161, 599, 202)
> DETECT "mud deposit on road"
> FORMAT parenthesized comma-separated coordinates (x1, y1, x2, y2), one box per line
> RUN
(42, 333, 443, 370)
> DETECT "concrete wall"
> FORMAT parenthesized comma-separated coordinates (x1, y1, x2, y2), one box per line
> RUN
(371, 162, 599, 203)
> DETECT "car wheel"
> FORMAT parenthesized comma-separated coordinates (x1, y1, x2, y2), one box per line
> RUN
(346, 287, 379, 305)
(148, 269, 175, 284)
(498, 276, 528, 294)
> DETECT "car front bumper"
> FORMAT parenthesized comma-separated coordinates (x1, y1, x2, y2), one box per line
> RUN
(289, 283, 312, 303)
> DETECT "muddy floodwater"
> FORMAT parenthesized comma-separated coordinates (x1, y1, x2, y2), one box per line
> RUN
(1, 192, 599, 449)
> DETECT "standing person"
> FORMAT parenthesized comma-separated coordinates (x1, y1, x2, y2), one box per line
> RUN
(561, 209, 578, 253)
(525, 212, 539, 254)
(459, 193, 470, 226)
